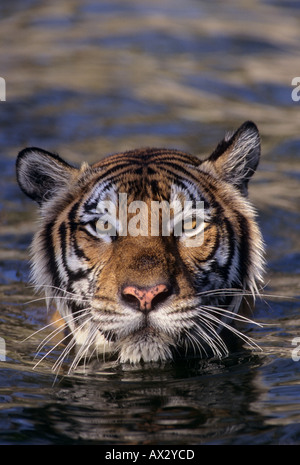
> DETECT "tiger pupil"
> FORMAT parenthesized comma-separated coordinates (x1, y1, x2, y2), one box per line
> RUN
(183, 217, 197, 233)
(96, 219, 112, 232)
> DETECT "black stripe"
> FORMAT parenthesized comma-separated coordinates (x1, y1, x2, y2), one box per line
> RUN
(68, 201, 80, 233)
(97, 161, 140, 180)
(155, 160, 203, 184)
(84, 182, 114, 212)
(59, 221, 90, 283)
(236, 213, 250, 283)
(92, 152, 198, 186)
(78, 225, 96, 239)
(42, 220, 61, 289)
(149, 179, 163, 198)
(68, 202, 91, 262)
(83, 165, 138, 199)
(151, 163, 219, 208)
(219, 217, 236, 282)
(102, 148, 193, 163)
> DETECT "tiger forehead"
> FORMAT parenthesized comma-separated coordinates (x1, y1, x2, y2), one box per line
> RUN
(81, 180, 199, 215)
(101, 148, 201, 178)
(82, 173, 204, 213)
(76, 149, 205, 209)
(91, 148, 201, 172)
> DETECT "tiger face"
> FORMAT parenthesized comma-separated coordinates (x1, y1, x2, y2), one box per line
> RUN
(16, 121, 265, 370)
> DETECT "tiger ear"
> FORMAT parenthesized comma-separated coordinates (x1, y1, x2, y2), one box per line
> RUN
(16, 147, 77, 205)
(204, 121, 260, 195)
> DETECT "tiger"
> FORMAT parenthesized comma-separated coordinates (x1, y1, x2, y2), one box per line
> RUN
(16, 121, 265, 372)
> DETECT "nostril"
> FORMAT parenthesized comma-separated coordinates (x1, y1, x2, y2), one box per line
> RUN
(122, 291, 141, 310)
(121, 284, 172, 312)
(151, 285, 172, 308)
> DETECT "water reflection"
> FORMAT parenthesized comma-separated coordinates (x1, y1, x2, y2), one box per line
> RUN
(1, 354, 270, 445)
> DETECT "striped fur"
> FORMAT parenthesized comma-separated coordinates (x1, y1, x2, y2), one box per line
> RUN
(16, 121, 265, 371)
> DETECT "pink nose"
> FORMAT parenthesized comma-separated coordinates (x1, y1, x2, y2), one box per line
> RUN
(122, 284, 170, 312)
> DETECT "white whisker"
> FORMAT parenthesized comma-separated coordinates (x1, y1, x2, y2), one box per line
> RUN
(194, 317, 228, 358)
(35, 309, 90, 356)
(182, 328, 209, 358)
(33, 311, 93, 371)
(196, 286, 295, 302)
(24, 295, 91, 306)
(201, 304, 265, 327)
(26, 283, 93, 299)
(66, 320, 101, 374)
(52, 337, 77, 373)
(21, 307, 88, 343)
(23, 277, 283, 375)
(198, 307, 262, 352)
(33, 328, 74, 370)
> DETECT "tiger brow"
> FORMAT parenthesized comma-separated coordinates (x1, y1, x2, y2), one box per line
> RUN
(83, 181, 116, 212)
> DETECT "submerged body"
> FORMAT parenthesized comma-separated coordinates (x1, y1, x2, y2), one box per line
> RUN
(16, 121, 264, 371)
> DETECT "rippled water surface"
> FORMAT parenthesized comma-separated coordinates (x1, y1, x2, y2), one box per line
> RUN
(0, 0, 300, 446)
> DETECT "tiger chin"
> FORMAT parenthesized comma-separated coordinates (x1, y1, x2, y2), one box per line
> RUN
(16, 121, 265, 373)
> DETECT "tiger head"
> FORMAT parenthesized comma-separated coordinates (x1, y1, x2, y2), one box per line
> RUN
(16, 121, 265, 370)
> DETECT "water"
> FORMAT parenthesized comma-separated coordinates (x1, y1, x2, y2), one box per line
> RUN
(0, 0, 300, 446)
